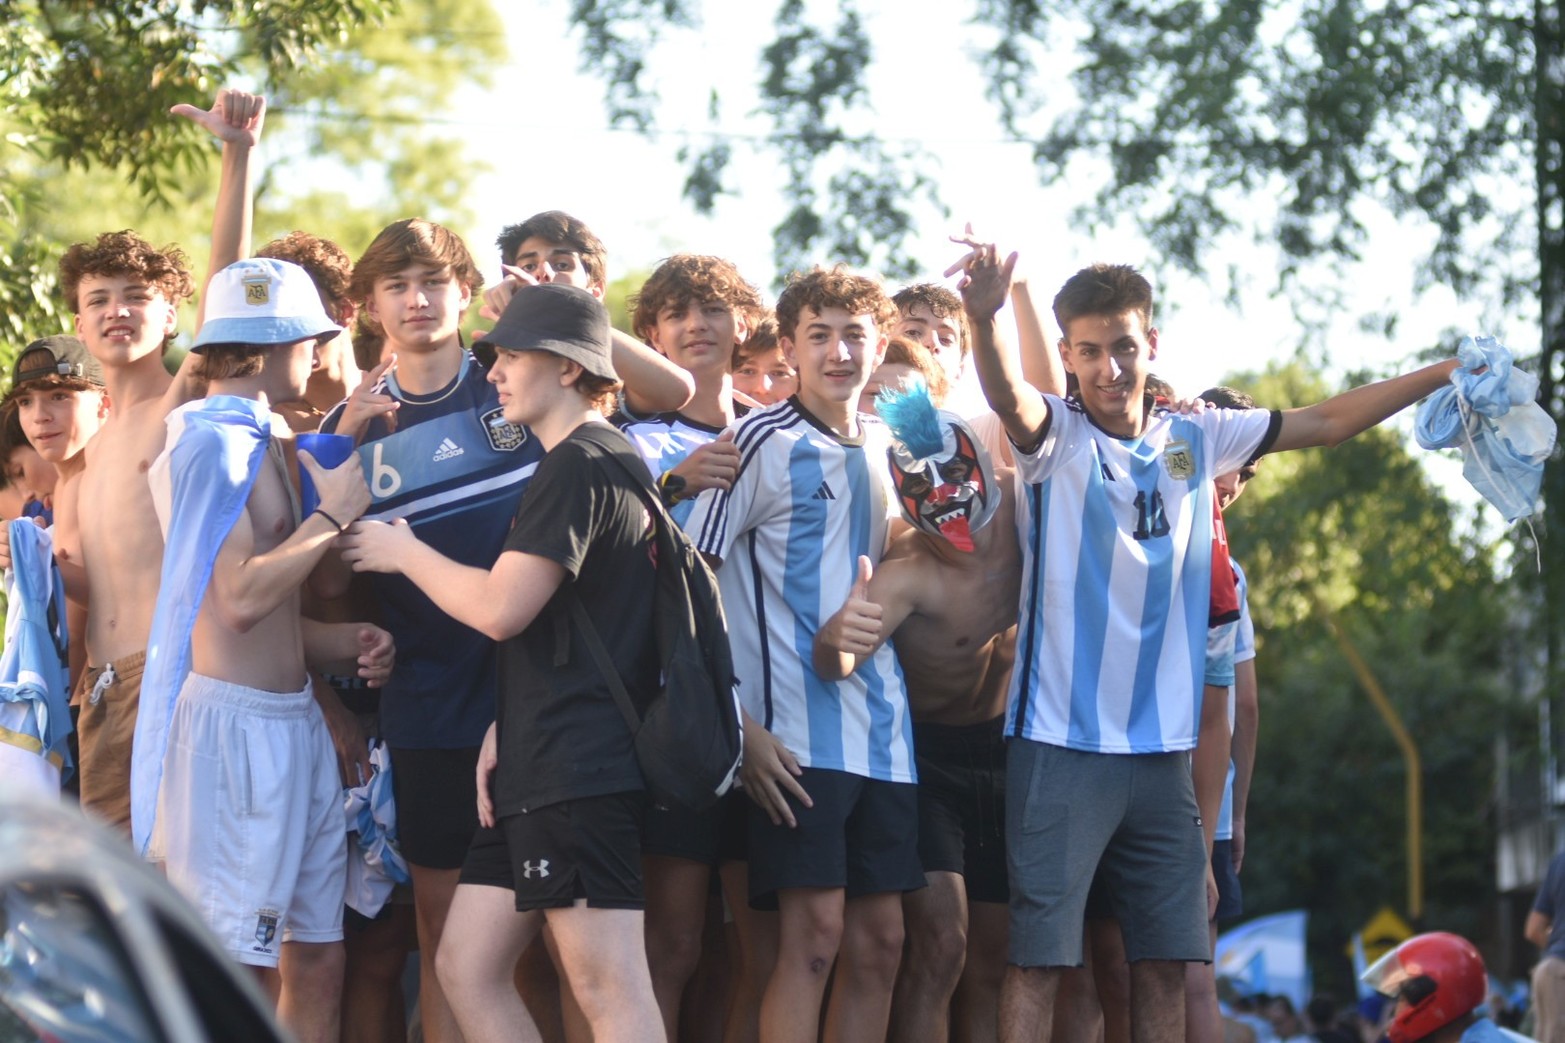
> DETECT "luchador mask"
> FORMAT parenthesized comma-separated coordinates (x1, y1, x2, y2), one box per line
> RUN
(878, 381, 999, 552)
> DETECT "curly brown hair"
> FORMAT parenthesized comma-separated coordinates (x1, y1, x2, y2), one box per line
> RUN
(891, 283, 970, 363)
(1051, 263, 1154, 338)
(631, 255, 763, 344)
(774, 266, 897, 345)
(349, 218, 482, 314)
(58, 230, 194, 327)
(258, 232, 355, 324)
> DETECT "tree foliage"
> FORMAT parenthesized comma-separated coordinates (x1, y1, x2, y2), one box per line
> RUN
(568, 0, 944, 281)
(0, 0, 503, 361)
(978, 1, 1536, 314)
(1223, 362, 1520, 990)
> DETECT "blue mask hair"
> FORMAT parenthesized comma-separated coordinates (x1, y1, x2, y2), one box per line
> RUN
(875, 378, 946, 460)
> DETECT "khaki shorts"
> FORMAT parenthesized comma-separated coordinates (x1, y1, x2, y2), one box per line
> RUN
(76, 651, 146, 834)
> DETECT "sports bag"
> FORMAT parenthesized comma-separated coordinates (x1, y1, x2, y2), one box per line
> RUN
(567, 426, 744, 811)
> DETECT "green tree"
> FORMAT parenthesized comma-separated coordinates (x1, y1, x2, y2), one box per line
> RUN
(0, 0, 503, 359)
(1222, 362, 1519, 991)
(570, 0, 945, 281)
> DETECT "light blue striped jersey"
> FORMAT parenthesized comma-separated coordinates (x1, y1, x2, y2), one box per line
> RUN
(1217, 560, 1253, 841)
(1008, 397, 1277, 754)
(1233, 560, 1256, 665)
(612, 407, 743, 528)
(685, 396, 915, 783)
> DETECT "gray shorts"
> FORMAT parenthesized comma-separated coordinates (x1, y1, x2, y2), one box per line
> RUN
(1004, 739, 1209, 968)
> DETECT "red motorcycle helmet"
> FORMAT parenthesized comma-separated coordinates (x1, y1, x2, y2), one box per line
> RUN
(1360, 931, 1486, 1042)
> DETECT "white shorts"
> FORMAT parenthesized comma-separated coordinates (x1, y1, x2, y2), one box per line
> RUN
(156, 673, 345, 967)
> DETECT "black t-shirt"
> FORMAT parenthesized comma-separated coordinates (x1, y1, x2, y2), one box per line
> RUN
(494, 422, 659, 815)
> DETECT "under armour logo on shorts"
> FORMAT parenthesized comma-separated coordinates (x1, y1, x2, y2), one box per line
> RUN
(521, 859, 551, 879)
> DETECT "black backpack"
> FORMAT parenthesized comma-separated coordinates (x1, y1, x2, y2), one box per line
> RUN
(566, 426, 744, 811)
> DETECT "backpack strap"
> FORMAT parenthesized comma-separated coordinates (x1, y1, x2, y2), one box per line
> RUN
(560, 423, 670, 738)
(568, 593, 644, 737)
(570, 424, 678, 533)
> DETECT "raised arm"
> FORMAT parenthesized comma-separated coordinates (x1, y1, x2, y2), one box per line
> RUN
(174, 88, 267, 330)
(950, 239, 1051, 448)
(614, 327, 695, 413)
(1012, 274, 1067, 398)
(1270, 358, 1460, 453)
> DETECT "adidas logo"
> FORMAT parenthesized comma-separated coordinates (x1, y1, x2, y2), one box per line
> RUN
(811, 481, 835, 501)
(433, 437, 465, 462)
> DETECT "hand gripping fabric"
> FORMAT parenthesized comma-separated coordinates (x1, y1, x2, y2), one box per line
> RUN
(567, 425, 743, 812)
(1415, 335, 1556, 523)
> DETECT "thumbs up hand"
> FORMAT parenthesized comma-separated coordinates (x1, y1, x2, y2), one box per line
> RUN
(821, 555, 884, 657)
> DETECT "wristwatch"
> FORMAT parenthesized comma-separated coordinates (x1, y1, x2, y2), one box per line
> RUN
(658, 470, 689, 505)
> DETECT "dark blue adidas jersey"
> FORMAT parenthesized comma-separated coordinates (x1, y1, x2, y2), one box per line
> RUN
(322, 352, 543, 747)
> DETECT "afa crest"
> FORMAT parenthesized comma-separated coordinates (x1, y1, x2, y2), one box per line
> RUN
(243, 275, 271, 306)
(481, 408, 527, 452)
(254, 909, 280, 948)
(1162, 439, 1195, 480)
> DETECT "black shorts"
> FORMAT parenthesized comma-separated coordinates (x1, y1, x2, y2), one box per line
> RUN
(389, 745, 481, 870)
(643, 800, 723, 865)
(1212, 839, 1243, 922)
(460, 792, 647, 911)
(323, 672, 379, 716)
(914, 716, 1008, 905)
(747, 767, 924, 910)
(643, 788, 751, 866)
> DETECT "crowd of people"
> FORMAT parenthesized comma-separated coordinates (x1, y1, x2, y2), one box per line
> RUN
(0, 87, 1501, 1043)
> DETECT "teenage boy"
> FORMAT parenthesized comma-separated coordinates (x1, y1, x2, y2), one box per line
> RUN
(733, 316, 797, 407)
(0, 409, 58, 520)
(322, 217, 542, 1043)
(684, 266, 923, 1043)
(4, 336, 109, 686)
(338, 283, 664, 1043)
(893, 283, 969, 388)
(617, 252, 762, 1037)
(486, 210, 697, 415)
(813, 377, 1018, 1043)
(621, 253, 760, 515)
(954, 242, 1462, 1043)
(0, 88, 265, 832)
(1185, 385, 1265, 1042)
(135, 257, 373, 1043)
(257, 231, 363, 432)
(50, 230, 196, 829)
(4, 336, 109, 484)
(323, 215, 688, 1043)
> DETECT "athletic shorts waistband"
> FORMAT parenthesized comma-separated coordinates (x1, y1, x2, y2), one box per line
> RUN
(913, 715, 1006, 754)
(180, 673, 315, 718)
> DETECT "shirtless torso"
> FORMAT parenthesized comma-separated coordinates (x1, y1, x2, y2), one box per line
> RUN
(189, 433, 310, 692)
(74, 391, 178, 665)
(816, 472, 1021, 727)
(876, 475, 1020, 726)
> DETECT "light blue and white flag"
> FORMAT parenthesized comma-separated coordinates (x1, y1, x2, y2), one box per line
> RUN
(343, 739, 410, 917)
(1215, 909, 1311, 1011)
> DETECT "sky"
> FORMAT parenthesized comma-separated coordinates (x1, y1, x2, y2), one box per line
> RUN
(392, 1, 1537, 522)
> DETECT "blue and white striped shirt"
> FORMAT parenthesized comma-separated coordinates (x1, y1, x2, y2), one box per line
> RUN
(686, 397, 915, 783)
(1008, 397, 1276, 754)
